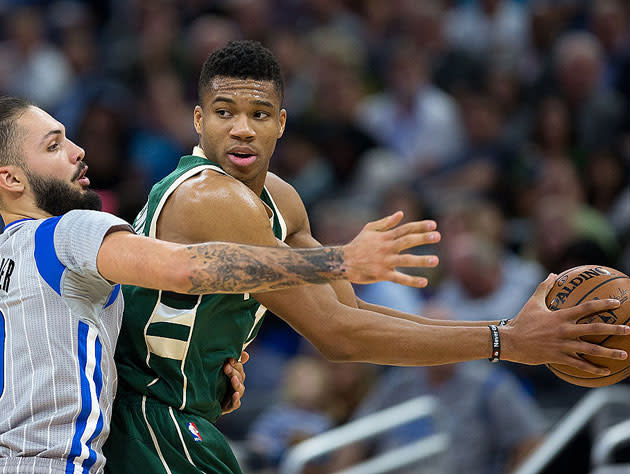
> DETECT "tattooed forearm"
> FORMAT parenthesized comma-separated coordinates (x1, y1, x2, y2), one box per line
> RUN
(183, 243, 346, 294)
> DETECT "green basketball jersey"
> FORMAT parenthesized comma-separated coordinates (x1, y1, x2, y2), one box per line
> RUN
(115, 154, 286, 422)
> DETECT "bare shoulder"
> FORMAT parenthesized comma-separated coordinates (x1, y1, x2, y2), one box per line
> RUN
(264, 172, 300, 201)
(158, 169, 276, 246)
(264, 172, 309, 235)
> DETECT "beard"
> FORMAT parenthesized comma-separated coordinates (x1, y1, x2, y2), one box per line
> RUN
(25, 166, 102, 216)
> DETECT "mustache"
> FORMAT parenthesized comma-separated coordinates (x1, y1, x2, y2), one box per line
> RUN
(71, 162, 87, 182)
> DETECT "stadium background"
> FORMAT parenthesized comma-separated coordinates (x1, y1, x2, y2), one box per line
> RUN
(0, 0, 628, 472)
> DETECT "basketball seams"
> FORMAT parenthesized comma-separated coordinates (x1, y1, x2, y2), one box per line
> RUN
(574, 278, 630, 345)
(575, 276, 628, 305)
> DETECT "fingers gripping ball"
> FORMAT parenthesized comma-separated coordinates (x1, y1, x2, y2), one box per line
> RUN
(546, 265, 630, 387)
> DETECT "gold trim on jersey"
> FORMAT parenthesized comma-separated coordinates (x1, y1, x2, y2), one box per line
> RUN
(146, 336, 188, 360)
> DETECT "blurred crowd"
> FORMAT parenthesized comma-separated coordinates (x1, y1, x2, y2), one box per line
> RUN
(1, 0, 628, 472)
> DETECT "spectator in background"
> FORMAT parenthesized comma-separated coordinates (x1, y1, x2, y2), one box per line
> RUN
(523, 96, 580, 165)
(486, 60, 532, 148)
(432, 197, 544, 323)
(0, 5, 72, 109)
(184, 14, 241, 95)
(582, 148, 628, 217)
(111, 0, 188, 97)
(512, 95, 582, 218)
(301, 28, 376, 186)
(355, 41, 463, 178)
(335, 305, 546, 474)
(225, 0, 272, 44)
(271, 121, 335, 211)
(267, 29, 315, 118)
(246, 356, 334, 471)
(553, 31, 625, 153)
(589, 0, 630, 93)
(444, 0, 530, 63)
(50, 1, 107, 136)
(518, 0, 571, 90)
(128, 70, 194, 190)
(74, 100, 127, 215)
(294, 0, 363, 41)
(353, 0, 400, 85)
(524, 159, 619, 273)
(421, 91, 515, 211)
(323, 359, 379, 428)
(434, 231, 543, 322)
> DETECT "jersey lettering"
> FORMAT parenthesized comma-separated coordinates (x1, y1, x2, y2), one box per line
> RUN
(0, 258, 15, 292)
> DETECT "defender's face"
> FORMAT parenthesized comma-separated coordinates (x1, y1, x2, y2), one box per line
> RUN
(19, 106, 89, 192)
(194, 77, 286, 189)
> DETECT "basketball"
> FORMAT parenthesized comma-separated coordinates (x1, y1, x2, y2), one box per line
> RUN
(545, 265, 630, 387)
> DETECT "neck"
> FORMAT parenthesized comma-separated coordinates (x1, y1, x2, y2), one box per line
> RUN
(246, 175, 266, 196)
(1, 207, 51, 228)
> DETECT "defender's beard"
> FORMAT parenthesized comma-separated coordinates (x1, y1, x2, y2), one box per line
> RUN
(25, 167, 102, 216)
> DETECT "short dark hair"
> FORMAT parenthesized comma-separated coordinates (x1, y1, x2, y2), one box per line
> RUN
(0, 96, 33, 167)
(198, 40, 284, 104)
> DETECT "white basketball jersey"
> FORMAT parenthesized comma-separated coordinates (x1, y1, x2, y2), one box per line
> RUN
(0, 210, 131, 473)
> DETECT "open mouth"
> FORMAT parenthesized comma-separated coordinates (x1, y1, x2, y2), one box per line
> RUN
(75, 165, 90, 187)
(228, 152, 257, 167)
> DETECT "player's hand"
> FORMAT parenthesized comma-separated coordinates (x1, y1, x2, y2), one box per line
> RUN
(221, 351, 249, 415)
(501, 274, 629, 374)
(341, 211, 440, 287)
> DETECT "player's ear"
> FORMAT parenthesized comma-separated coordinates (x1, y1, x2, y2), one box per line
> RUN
(193, 105, 203, 135)
(0, 166, 25, 193)
(277, 108, 287, 139)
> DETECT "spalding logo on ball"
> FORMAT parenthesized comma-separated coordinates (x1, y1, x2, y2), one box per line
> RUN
(545, 265, 630, 388)
(548, 266, 613, 310)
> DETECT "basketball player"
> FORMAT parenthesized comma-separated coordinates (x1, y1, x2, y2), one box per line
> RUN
(105, 41, 628, 474)
(0, 96, 442, 473)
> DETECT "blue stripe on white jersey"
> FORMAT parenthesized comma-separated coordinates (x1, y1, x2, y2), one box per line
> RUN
(34, 216, 64, 295)
(104, 285, 121, 309)
(66, 321, 104, 473)
(82, 331, 104, 472)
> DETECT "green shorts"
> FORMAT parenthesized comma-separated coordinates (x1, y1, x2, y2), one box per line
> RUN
(104, 392, 242, 474)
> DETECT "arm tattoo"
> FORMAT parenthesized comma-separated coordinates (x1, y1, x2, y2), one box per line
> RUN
(184, 243, 346, 294)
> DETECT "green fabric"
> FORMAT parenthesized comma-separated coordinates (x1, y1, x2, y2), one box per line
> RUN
(104, 393, 242, 474)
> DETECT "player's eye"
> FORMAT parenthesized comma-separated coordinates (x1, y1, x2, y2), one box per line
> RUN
(47, 143, 59, 152)
(216, 109, 232, 118)
(254, 111, 270, 120)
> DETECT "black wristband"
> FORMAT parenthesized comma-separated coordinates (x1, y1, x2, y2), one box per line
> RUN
(488, 324, 500, 363)
(499, 318, 510, 326)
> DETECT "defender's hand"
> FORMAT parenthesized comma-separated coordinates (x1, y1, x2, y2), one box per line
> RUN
(341, 211, 440, 287)
(501, 274, 629, 374)
(221, 351, 249, 415)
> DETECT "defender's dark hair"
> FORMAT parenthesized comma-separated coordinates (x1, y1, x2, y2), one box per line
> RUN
(0, 96, 33, 167)
(198, 40, 284, 104)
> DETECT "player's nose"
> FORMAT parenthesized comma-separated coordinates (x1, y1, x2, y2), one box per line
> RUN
(68, 139, 85, 163)
(229, 114, 255, 141)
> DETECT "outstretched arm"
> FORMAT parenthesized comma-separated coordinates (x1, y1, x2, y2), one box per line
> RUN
(255, 274, 627, 373)
(96, 211, 433, 294)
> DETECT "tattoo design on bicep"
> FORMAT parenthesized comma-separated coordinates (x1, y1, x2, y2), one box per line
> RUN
(185, 243, 346, 294)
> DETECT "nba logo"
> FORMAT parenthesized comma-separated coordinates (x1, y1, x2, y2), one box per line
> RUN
(187, 422, 202, 442)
